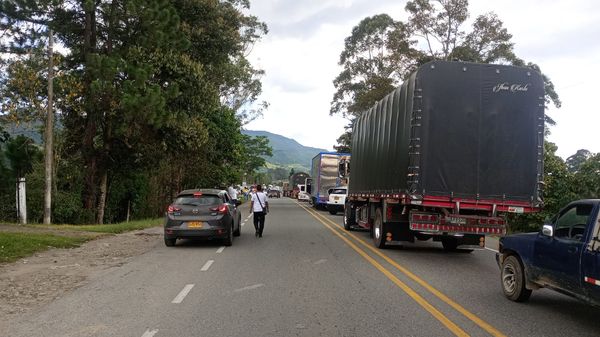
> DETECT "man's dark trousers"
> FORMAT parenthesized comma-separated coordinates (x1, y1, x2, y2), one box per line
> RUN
(253, 211, 265, 236)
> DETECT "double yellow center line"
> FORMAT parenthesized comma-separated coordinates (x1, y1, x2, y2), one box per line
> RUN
(297, 202, 506, 337)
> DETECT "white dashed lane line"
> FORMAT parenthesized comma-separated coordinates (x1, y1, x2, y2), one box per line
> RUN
(216, 246, 225, 254)
(201, 260, 214, 272)
(234, 283, 264, 292)
(171, 284, 194, 304)
(141, 329, 158, 337)
(141, 329, 159, 337)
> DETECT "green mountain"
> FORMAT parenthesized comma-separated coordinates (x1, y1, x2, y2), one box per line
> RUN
(1, 120, 43, 144)
(242, 130, 328, 172)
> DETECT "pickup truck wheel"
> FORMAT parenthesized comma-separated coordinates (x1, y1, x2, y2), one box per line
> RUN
(329, 209, 337, 215)
(373, 208, 387, 249)
(343, 205, 355, 231)
(501, 255, 532, 302)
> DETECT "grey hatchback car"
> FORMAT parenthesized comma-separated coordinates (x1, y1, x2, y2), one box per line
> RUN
(164, 189, 241, 247)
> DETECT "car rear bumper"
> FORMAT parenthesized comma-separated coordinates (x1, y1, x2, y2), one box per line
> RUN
(164, 228, 228, 240)
(326, 203, 344, 210)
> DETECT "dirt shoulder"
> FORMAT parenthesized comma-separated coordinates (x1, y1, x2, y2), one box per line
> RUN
(0, 225, 162, 323)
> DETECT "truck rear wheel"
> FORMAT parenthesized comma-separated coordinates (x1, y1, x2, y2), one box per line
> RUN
(343, 204, 355, 230)
(373, 208, 387, 249)
(501, 255, 532, 302)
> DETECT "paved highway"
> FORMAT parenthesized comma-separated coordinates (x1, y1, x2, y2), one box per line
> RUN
(6, 197, 600, 336)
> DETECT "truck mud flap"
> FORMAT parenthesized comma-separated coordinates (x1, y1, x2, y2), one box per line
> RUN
(386, 221, 413, 242)
(433, 234, 484, 248)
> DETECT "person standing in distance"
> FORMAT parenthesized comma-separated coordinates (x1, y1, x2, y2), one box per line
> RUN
(227, 184, 238, 204)
(249, 184, 269, 238)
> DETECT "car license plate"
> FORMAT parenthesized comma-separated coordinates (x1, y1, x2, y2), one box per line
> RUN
(334, 196, 340, 201)
(188, 221, 203, 228)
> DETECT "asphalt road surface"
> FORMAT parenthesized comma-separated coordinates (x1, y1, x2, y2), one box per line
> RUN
(6, 197, 600, 337)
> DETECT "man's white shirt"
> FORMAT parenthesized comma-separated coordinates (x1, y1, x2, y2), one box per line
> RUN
(251, 192, 268, 212)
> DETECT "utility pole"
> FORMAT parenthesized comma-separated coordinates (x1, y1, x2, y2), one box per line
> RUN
(43, 29, 54, 225)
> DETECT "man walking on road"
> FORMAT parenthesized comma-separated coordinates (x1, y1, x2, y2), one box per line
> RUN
(250, 184, 269, 238)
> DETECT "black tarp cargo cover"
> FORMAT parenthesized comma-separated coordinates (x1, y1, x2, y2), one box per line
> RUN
(349, 61, 544, 205)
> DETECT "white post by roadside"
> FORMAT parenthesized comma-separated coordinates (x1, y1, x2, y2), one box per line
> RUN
(16, 177, 27, 224)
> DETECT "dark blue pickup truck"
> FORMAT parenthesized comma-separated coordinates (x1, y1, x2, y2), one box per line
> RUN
(497, 199, 600, 306)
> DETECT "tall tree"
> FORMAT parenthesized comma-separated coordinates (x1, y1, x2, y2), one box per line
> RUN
(241, 134, 273, 176)
(330, 14, 414, 118)
(4, 135, 42, 178)
(566, 149, 592, 173)
(1, 0, 268, 223)
(331, 1, 561, 151)
(573, 153, 600, 199)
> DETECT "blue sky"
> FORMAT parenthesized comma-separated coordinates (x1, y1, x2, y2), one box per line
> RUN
(245, 0, 600, 159)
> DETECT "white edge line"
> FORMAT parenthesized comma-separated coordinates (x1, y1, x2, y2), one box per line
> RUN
(171, 284, 194, 304)
(141, 329, 159, 337)
(485, 247, 499, 253)
(201, 260, 214, 272)
(216, 246, 225, 253)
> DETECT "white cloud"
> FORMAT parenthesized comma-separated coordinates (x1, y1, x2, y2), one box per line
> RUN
(245, 0, 600, 159)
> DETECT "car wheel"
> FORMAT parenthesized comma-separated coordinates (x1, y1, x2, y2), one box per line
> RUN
(501, 255, 532, 302)
(164, 238, 176, 247)
(224, 223, 233, 246)
(329, 208, 337, 215)
(372, 208, 387, 249)
(233, 216, 241, 237)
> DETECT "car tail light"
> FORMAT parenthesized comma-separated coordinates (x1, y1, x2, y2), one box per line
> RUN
(210, 204, 228, 214)
(167, 205, 181, 214)
(193, 192, 202, 198)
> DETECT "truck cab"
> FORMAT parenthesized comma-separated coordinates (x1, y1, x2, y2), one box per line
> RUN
(326, 186, 347, 215)
(497, 199, 600, 306)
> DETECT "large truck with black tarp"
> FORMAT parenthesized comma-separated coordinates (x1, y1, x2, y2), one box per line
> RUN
(341, 60, 545, 250)
(288, 172, 310, 199)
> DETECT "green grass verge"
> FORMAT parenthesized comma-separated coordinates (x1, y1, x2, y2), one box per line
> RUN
(0, 232, 90, 263)
(30, 218, 163, 234)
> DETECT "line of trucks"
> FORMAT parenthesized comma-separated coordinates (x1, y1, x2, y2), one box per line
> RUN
(291, 60, 599, 306)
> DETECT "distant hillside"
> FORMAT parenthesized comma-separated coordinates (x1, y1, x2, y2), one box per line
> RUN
(2, 120, 43, 144)
(242, 130, 328, 172)
(2, 123, 327, 174)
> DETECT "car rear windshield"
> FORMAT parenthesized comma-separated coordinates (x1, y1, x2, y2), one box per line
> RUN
(173, 194, 221, 206)
(330, 188, 347, 195)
